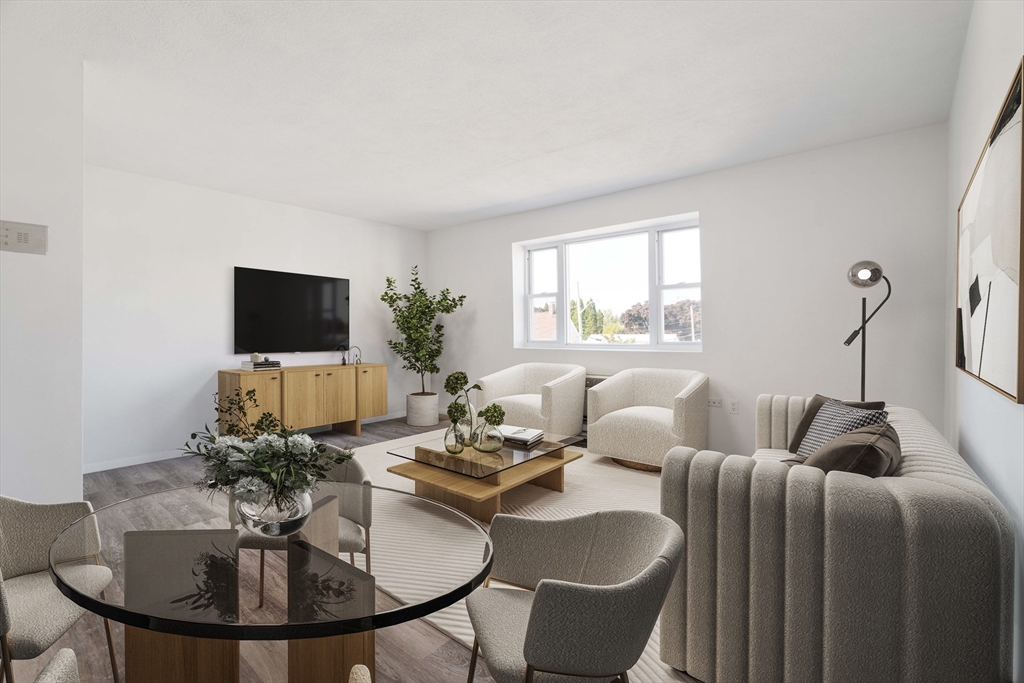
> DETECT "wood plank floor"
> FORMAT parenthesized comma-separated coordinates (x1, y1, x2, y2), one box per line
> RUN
(14, 416, 496, 683)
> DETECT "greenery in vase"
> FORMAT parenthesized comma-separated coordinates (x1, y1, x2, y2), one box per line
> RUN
(182, 388, 352, 510)
(444, 371, 480, 417)
(446, 400, 468, 425)
(478, 403, 506, 427)
(381, 266, 466, 394)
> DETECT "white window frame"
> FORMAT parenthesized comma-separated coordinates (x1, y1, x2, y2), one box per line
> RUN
(517, 213, 701, 352)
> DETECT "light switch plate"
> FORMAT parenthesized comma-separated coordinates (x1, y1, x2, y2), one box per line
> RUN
(1, 220, 48, 255)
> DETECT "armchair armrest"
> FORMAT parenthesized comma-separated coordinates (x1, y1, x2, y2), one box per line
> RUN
(0, 497, 99, 578)
(586, 372, 634, 424)
(488, 514, 597, 589)
(672, 372, 709, 449)
(523, 568, 672, 677)
(540, 367, 586, 436)
(476, 366, 524, 406)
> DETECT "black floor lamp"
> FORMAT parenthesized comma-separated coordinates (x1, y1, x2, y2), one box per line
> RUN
(844, 260, 892, 401)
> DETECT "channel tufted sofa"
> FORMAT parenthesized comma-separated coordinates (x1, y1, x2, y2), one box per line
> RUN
(659, 394, 1015, 683)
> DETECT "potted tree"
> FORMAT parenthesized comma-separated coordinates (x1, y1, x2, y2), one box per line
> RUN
(381, 266, 466, 426)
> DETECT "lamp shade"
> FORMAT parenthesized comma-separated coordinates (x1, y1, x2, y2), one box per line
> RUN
(848, 261, 883, 288)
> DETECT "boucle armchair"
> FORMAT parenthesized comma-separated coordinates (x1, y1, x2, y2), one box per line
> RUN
(0, 497, 118, 683)
(477, 363, 586, 436)
(466, 511, 684, 683)
(587, 368, 709, 470)
(659, 395, 1015, 683)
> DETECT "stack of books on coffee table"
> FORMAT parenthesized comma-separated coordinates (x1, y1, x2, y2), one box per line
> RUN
(498, 425, 545, 448)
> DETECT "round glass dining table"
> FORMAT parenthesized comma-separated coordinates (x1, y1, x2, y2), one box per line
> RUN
(48, 483, 493, 683)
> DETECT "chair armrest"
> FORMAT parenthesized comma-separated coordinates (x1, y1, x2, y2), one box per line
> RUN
(524, 563, 674, 676)
(672, 373, 709, 449)
(0, 497, 99, 577)
(476, 366, 523, 406)
(540, 367, 586, 436)
(587, 373, 633, 424)
(34, 648, 80, 683)
(488, 514, 599, 589)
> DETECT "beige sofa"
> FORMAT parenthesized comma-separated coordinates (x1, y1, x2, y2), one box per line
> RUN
(659, 394, 1015, 683)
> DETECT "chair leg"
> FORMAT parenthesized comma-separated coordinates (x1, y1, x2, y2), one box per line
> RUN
(349, 552, 355, 565)
(258, 549, 265, 608)
(466, 638, 478, 683)
(524, 664, 535, 683)
(619, 672, 631, 683)
(364, 529, 371, 574)
(1, 634, 14, 683)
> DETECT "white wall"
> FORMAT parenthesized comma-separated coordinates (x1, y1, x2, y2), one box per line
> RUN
(83, 166, 428, 472)
(0, 37, 85, 503)
(946, 2, 1024, 679)
(427, 124, 948, 457)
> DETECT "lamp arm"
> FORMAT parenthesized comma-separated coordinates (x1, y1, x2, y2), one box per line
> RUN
(843, 276, 891, 346)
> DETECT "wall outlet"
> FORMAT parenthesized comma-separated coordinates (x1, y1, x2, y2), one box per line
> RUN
(708, 398, 722, 408)
(0, 220, 48, 255)
(727, 400, 739, 414)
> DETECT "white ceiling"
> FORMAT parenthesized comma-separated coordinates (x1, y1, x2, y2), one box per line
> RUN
(2, 1, 972, 229)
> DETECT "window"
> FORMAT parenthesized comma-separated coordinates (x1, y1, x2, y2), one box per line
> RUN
(522, 216, 701, 349)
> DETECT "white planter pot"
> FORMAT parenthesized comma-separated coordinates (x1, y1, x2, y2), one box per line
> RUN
(407, 393, 439, 426)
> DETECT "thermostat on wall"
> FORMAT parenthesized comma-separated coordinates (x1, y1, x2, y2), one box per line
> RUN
(0, 220, 48, 255)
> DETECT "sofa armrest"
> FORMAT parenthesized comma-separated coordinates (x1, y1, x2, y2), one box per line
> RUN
(586, 372, 633, 424)
(659, 449, 1014, 683)
(541, 366, 586, 436)
(672, 373, 709, 450)
(0, 497, 99, 578)
(476, 366, 524, 406)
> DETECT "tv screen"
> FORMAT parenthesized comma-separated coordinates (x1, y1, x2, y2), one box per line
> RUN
(234, 267, 350, 354)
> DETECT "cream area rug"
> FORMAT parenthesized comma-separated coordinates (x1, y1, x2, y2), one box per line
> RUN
(334, 429, 689, 683)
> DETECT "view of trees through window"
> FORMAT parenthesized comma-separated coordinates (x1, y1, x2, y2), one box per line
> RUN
(528, 224, 701, 346)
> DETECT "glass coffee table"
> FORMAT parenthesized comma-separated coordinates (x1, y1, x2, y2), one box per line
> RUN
(386, 434, 584, 523)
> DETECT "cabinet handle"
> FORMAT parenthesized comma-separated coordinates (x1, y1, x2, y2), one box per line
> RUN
(270, 376, 278, 380)
(327, 372, 333, 376)
(315, 373, 321, 377)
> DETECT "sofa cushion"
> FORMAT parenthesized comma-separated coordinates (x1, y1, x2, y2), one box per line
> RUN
(795, 399, 888, 459)
(788, 394, 886, 453)
(785, 422, 902, 477)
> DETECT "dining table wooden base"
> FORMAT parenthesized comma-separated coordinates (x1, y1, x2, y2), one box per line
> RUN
(288, 632, 375, 683)
(124, 626, 240, 683)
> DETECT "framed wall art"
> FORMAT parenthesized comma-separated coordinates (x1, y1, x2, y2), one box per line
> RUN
(956, 59, 1024, 403)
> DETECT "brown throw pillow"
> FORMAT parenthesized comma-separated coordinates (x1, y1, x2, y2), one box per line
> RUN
(783, 423, 902, 477)
(787, 394, 886, 454)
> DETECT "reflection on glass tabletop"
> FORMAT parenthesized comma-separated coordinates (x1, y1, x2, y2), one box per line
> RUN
(386, 434, 583, 479)
(48, 483, 492, 640)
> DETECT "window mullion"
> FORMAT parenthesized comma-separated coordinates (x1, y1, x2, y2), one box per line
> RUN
(650, 227, 661, 346)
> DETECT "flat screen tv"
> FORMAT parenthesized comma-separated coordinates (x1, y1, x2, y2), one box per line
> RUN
(234, 267, 350, 354)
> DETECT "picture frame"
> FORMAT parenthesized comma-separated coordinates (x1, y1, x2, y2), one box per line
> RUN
(956, 58, 1024, 403)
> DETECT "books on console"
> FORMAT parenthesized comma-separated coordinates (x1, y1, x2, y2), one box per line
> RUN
(498, 425, 544, 447)
(241, 360, 282, 371)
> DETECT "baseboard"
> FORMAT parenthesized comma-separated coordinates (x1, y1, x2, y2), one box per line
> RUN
(84, 448, 181, 474)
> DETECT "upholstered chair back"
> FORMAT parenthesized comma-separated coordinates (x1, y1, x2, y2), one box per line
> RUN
(0, 497, 99, 579)
(520, 362, 585, 394)
(325, 452, 372, 529)
(615, 368, 704, 409)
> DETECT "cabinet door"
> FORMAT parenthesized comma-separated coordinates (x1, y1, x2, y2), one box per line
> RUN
(282, 370, 324, 429)
(357, 366, 388, 419)
(323, 367, 356, 424)
(249, 372, 282, 425)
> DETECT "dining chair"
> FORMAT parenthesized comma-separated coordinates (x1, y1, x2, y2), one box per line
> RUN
(465, 511, 684, 683)
(0, 497, 119, 683)
(25, 648, 79, 683)
(348, 664, 371, 683)
(230, 450, 372, 607)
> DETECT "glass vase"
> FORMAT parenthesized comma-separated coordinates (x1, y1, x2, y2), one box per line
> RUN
(444, 421, 468, 454)
(471, 421, 504, 453)
(234, 490, 312, 537)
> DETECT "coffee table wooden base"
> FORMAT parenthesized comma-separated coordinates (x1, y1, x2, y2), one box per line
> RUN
(388, 449, 583, 523)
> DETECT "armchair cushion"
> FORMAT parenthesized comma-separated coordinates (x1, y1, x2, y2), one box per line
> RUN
(5, 565, 111, 659)
(494, 393, 543, 429)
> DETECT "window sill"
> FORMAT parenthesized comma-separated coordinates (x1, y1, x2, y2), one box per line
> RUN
(515, 342, 702, 353)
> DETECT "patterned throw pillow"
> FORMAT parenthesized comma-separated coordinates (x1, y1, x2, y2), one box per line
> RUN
(795, 399, 889, 460)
